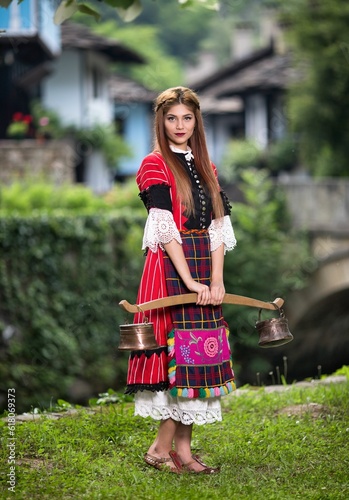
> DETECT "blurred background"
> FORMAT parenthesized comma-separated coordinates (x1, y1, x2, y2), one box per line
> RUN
(0, 0, 348, 413)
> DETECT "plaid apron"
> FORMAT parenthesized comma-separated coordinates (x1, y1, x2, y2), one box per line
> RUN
(164, 230, 235, 398)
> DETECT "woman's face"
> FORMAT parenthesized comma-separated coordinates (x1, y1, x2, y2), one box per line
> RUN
(164, 103, 196, 151)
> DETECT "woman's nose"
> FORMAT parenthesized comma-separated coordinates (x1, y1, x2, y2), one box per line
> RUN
(176, 120, 184, 129)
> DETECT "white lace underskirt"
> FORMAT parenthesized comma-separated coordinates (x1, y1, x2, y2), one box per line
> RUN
(134, 390, 222, 425)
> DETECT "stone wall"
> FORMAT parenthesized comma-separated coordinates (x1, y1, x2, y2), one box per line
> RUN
(0, 140, 75, 185)
(278, 178, 349, 231)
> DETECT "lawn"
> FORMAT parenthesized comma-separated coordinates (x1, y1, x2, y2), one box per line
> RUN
(1, 374, 348, 500)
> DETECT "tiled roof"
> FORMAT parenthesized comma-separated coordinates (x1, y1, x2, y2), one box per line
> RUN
(216, 53, 298, 97)
(199, 95, 243, 114)
(192, 43, 301, 98)
(109, 74, 156, 103)
(192, 45, 274, 92)
(61, 22, 144, 64)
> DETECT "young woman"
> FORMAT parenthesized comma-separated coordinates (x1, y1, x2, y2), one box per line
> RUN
(125, 87, 237, 474)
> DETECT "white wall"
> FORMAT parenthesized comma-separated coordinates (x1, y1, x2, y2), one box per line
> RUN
(85, 52, 113, 125)
(42, 50, 85, 127)
(42, 49, 113, 128)
(245, 94, 268, 148)
(85, 151, 113, 193)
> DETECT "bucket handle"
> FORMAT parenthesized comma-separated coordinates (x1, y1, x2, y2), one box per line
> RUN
(257, 302, 285, 322)
(123, 305, 149, 325)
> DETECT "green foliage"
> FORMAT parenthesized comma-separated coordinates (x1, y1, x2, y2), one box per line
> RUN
(0, 380, 348, 498)
(0, 179, 142, 215)
(266, 136, 299, 173)
(30, 100, 64, 139)
(0, 182, 103, 214)
(221, 137, 300, 180)
(276, 0, 349, 176)
(51, 0, 221, 24)
(132, 0, 216, 61)
(67, 123, 132, 168)
(0, 211, 145, 413)
(95, 20, 183, 90)
(221, 139, 263, 181)
(223, 169, 311, 381)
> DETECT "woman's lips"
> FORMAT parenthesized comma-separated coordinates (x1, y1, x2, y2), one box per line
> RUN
(175, 133, 185, 136)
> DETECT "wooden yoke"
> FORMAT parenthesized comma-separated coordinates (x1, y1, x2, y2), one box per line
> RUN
(119, 293, 284, 314)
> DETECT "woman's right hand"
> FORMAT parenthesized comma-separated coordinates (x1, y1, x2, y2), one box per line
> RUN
(186, 280, 211, 305)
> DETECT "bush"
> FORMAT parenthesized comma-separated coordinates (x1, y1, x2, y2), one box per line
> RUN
(265, 136, 299, 173)
(0, 179, 142, 215)
(221, 137, 300, 180)
(0, 212, 145, 413)
(223, 169, 311, 383)
(220, 139, 263, 182)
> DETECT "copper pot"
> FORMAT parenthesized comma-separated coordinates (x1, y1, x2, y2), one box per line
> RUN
(118, 316, 159, 351)
(256, 308, 293, 348)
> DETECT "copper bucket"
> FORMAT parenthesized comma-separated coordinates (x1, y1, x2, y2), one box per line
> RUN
(118, 314, 159, 350)
(256, 308, 293, 348)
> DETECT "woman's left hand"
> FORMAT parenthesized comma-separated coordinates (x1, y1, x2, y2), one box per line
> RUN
(210, 281, 225, 306)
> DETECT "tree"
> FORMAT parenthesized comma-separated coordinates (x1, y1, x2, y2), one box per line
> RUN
(277, 0, 349, 177)
(95, 20, 183, 90)
(0, 0, 220, 24)
(222, 169, 310, 382)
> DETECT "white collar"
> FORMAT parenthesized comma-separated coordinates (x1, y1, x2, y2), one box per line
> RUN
(169, 145, 194, 163)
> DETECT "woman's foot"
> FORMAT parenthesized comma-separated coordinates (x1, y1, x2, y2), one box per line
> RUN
(144, 451, 182, 474)
(177, 453, 220, 474)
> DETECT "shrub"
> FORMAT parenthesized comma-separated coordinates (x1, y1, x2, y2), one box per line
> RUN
(0, 213, 145, 413)
(0, 179, 142, 215)
(223, 169, 311, 383)
(220, 139, 264, 182)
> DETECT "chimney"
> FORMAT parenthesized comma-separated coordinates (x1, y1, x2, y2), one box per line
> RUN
(260, 8, 287, 54)
(231, 21, 255, 61)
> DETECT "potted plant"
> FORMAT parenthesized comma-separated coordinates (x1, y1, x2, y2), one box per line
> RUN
(6, 112, 32, 139)
(30, 100, 63, 141)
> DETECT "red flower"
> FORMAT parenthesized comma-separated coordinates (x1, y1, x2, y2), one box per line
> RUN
(23, 115, 32, 124)
(13, 112, 23, 122)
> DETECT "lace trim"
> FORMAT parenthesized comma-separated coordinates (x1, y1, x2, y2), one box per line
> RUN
(208, 215, 237, 254)
(134, 403, 222, 425)
(142, 207, 182, 253)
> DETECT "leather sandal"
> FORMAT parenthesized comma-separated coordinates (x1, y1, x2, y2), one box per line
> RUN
(191, 454, 220, 473)
(144, 452, 182, 474)
(180, 454, 220, 474)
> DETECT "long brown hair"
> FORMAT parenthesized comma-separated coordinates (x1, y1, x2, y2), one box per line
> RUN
(153, 86, 224, 218)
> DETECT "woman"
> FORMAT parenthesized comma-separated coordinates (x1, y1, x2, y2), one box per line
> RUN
(126, 87, 237, 474)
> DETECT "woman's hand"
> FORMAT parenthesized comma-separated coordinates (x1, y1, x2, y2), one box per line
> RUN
(210, 280, 225, 306)
(186, 280, 211, 305)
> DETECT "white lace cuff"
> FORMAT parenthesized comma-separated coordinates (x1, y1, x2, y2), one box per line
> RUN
(142, 207, 182, 253)
(208, 215, 237, 254)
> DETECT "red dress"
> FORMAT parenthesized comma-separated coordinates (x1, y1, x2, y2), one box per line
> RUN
(126, 151, 236, 397)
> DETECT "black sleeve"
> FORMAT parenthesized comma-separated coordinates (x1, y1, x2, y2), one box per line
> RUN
(139, 184, 172, 212)
(220, 190, 232, 216)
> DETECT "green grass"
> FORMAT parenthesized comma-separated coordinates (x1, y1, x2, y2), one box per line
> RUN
(1, 380, 349, 500)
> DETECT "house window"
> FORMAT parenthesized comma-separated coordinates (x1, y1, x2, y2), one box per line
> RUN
(115, 117, 124, 136)
(92, 67, 101, 98)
